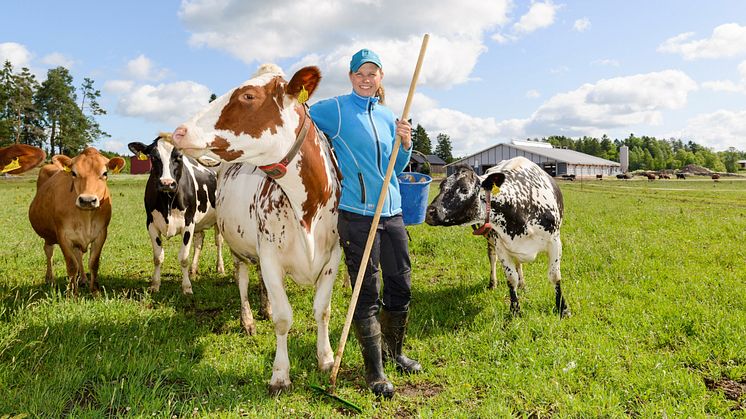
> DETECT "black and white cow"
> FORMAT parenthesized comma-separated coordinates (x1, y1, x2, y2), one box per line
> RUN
(128, 135, 225, 295)
(426, 156, 570, 317)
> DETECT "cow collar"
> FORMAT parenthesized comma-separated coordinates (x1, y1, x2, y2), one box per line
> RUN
(258, 104, 310, 180)
(472, 188, 493, 236)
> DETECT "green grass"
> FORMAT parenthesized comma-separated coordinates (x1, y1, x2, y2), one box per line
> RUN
(1, 173, 745, 417)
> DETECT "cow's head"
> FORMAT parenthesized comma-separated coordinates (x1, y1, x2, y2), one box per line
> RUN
(172, 64, 321, 165)
(128, 134, 184, 193)
(0, 144, 46, 175)
(54, 147, 125, 210)
(425, 166, 505, 227)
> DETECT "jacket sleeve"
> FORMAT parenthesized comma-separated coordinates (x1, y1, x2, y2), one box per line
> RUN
(309, 99, 339, 138)
(394, 141, 412, 174)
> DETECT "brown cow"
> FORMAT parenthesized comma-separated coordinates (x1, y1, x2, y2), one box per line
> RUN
(1, 144, 46, 175)
(28, 147, 125, 294)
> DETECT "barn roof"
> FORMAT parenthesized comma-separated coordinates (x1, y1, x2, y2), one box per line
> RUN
(448, 141, 620, 167)
(411, 153, 447, 165)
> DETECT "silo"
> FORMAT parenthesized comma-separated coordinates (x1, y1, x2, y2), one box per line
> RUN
(620, 146, 629, 173)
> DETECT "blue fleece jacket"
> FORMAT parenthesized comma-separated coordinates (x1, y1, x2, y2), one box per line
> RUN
(310, 91, 412, 217)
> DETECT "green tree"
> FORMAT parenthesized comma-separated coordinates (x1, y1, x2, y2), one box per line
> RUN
(79, 77, 109, 144)
(434, 133, 454, 163)
(411, 123, 431, 155)
(36, 67, 88, 155)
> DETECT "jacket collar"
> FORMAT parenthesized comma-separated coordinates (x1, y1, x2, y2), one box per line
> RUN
(349, 90, 379, 109)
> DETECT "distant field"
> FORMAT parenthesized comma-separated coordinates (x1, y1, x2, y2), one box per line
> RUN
(0, 173, 744, 417)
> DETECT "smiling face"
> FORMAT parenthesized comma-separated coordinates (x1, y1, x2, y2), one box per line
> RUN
(349, 62, 383, 97)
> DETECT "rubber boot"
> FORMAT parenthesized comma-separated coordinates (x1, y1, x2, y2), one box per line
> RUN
(380, 308, 422, 374)
(353, 316, 394, 399)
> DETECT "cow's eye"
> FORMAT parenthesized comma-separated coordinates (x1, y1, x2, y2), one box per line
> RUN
(70, 170, 77, 178)
(459, 186, 469, 194)
(102, 171, 108, 178)
(243, 93, 255, 101)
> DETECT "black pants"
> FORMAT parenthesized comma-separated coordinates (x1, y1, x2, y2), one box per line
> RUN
(338, 210, 412, 320)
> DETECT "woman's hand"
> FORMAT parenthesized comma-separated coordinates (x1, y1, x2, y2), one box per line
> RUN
(396, 119, 413, 150)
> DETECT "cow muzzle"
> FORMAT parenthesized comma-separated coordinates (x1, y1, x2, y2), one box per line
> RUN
(76, 194, 100, 210)
(158, 178, 177, 193)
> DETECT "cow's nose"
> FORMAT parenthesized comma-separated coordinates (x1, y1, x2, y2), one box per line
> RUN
(77, 195, 99, 209)
(172, 126, 187, 145)
(158, 178, 177, 192)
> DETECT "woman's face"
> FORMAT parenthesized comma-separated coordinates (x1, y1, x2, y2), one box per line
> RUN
(349, 62, 383, 97)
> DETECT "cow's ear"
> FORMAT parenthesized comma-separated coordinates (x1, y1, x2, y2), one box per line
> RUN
(52, 155, 72, 171)
(108, 157, 126, 174)
(481, 173, 505, 190)
(128, 142, 146, 155)
(286, 66, 321, 104)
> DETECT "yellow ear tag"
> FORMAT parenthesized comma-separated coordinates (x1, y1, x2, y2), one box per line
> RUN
(491, 185, 500, 195)
(63, 165, 71, 173)
(1, 157, 21, 173)
(137, 152, 148, 161)
(297, 85, 309, 104)
(113, 165, 122, 174)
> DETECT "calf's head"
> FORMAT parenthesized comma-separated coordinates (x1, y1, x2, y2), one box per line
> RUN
(128, 135, 184, 193)
(426, 166, 505, 227)
(171, 64, 321, 165)
(0, 144, 46, 175)
(54, 147, 125, 210)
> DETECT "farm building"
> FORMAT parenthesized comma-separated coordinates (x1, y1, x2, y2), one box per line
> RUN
(737, 160, 746, 169)
(406, 153, 447, 175)
(446, 140, 621, 177)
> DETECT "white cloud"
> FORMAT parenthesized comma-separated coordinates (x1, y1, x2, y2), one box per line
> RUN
(573, 18, 590, 32)
(513, 1, 559, 34)
(702, 59, 746, 94)
(0, 42, 33, 69)
(526, 89, 540, 98)
(126, 54, 168, 81)
(674, 109, 746, 150)
(117, 81, 213, 125)
(41, 52, 74, 68)
(658, 23, 746, 60)
(592, 59, 619, 67)
(525, 70, 698, 136)
(103, 79, 135, 94)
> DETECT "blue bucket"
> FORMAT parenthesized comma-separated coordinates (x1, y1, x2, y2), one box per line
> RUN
(397, 172, 432, 225)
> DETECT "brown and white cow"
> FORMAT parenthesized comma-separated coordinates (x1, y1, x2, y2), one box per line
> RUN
(171, 64, 342, 394)
(426, 157, 569, 317)
(28, 147, 125, 294)
(1, 144, 46, 175)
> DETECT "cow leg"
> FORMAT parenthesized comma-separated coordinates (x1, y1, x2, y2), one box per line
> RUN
(495, 246, 522, 316)
(43, 243, 55, 284)
(236, 258, 257, 336)
(148, 225, 164, 293)
(190, 230, 205, 278)
(73, 247, 87, 289)
(214, 226, 225, 274)
(255, 264, 271, 319)
(486, 232, 498, 289)
(516, 263, 525, 289)
(178, 227, 196, 295)
(88, 232, 108, 295)
(548, 235, 570, 317)
(260, 260, 293, 395)
(58, 240, 80, 296)
(313, 249, 340, 372)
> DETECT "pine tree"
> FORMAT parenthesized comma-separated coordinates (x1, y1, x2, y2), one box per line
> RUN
(435, 133, 454, 163)
(35, 67, 87, 155)
(79, 77, 109, 143)
(411, 124, 432, 155)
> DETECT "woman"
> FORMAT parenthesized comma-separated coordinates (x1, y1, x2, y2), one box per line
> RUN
(310, 48, 422, 399)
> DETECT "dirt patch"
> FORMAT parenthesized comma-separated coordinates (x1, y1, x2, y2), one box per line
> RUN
(397, 381, 444, 398)
(705, 377, 746, 402)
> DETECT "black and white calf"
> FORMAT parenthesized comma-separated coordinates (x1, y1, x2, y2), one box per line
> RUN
(426, 156, 569, 317)
(128, 136, 224, 295)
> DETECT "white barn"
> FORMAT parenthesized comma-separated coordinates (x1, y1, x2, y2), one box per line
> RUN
(447, 140, 622, 177)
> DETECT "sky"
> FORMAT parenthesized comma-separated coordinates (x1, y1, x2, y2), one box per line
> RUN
(2, 1, 746, 157)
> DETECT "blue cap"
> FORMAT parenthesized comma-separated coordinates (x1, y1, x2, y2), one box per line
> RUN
(350, 49, 382, 72)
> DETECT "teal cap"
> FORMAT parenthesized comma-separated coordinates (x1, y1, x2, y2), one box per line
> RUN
(350, 49, 382, 72)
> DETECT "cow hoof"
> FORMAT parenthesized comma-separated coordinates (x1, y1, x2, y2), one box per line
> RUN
(318, 357, 334, 372)
(148, 285, 160, 293)
(268, 380, 292, 396)
(242, 321, 256, 336)
(560, 309, 572, 318)
(182, 287, 194, 296)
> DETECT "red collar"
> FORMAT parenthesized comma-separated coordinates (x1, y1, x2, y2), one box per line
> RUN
(258, 105, 310, 179)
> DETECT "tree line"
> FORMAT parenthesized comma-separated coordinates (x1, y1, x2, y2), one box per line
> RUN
(411, 122, 745, 173)
(0, 60, 108, 155)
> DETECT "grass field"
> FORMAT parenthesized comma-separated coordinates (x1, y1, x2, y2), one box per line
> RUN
(0, 173, 745, 417)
